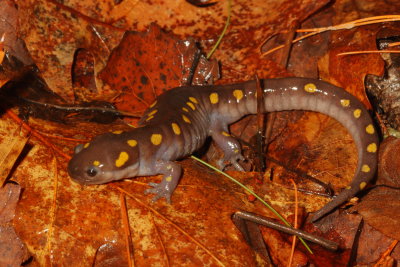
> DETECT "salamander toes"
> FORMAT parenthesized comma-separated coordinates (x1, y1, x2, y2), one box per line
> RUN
(217, 153, 246, 171)
(230, 154, 245, 171)
(144, 182, 172, 204)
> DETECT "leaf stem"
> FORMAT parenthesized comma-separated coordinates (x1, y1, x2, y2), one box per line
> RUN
(207, 0, 232, 59)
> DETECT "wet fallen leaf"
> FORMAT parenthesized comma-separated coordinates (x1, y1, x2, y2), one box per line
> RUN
(377, 136, 400, 187)
(0, 0, 33, 65)
(261, 227, 308, 266)
(0, 183, 30, 267)
(308, 209, 400, 266)
(98, 24, 216, 121)
(0, 128, 29, 186)
(17, 0, 124, 101)
(353, 187, 400, 241)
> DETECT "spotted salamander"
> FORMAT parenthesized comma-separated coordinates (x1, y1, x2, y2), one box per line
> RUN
(68, 78, 378, 222)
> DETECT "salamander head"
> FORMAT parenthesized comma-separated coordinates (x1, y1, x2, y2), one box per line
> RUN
(67, 132, 140, 185)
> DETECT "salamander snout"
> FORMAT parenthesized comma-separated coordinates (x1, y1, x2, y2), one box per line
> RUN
(67, 156, 102, 184)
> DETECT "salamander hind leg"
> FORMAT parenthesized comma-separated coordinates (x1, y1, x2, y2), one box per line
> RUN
(145, 161, 182, 203)
(210, 125, 245, 171)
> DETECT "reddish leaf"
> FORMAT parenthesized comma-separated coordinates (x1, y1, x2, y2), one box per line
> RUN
(378, 136, 400, 187)
(0, 0, 33, 65)
(0, 184, 30, 267)
(261, 227, 308, 266)
(99, 24, 216, 121)
(17, 0, 124, 101)
(354, 187, 400, 241)
(309, 209, 400, 265)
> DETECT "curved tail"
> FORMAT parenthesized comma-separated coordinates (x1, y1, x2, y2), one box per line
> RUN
(260, 78, 379, 221)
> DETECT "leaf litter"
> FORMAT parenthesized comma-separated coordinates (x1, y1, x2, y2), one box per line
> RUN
(0, 0, 400, 265)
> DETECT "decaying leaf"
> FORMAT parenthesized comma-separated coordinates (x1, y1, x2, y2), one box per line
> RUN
(98, 24, 217, 120)
(0, 127, 29, 186)
(377, 136, 400, 187)
(354, 187, 400, 241)
(0, 0, 33, 65)
(0, 183, 30, 267)
(309, 208, 400, 265)
(261, 227, 308, 266)
(17, 0, 124, 101)
(365, 27, 400, 131)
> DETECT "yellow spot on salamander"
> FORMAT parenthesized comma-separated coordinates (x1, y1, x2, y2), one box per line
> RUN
(127, 140, 137, 147)
(353, 109, 361, 118)
(151, 134, 162, 145)
(171, 123, 181, 135)
(234, 149, 239, 153)
(148, 109, 158, 116)
(115, 152, 129, 167)
(182, 107, 189, 112)
(113, 130, 123, 134)
(189, 97, 198, 104)
(149, 101, 157, 108)
(182, 114, 191, 124)
(340, 99, 350, 107)
(84, 143, 90, 148)
(346, 186, 352, 190)
(222, 131, 230, 137)
(209, 93, 219, 104)
(359, 182, 367, 190)
(361, 164, 370, 173)
(366, 124, 375, 134)
(165, 176, 172, 182)
(304, 83, 317, 93)
(367, 143, 377, 153)
(93, 160, 100, 166)
(187, 102, 196, 110)
(146, 115, 154, 121)
(233, 90, 244, 101)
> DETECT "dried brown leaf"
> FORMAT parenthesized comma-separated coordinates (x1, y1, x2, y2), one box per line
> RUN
(0, 184, 30, 267)
(0, 128, 29, 186)
(17, 0, 124, 101)
(355, 187, 400, 241)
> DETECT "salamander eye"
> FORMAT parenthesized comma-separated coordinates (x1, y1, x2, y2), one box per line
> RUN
(86, 167, 98, 177)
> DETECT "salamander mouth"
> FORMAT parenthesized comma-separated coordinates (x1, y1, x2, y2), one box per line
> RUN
(71, 177, 106, 185)
(67, 162, 140, 185)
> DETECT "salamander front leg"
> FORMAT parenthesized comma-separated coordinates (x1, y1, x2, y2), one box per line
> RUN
(144, 161, 182, 203)
(211, 127, 245, 171)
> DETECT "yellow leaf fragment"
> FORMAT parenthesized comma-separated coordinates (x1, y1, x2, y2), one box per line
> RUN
(0, 128, 29, 186)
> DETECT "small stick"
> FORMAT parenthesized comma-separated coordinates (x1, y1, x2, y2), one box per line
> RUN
(234, 211, 338, 251)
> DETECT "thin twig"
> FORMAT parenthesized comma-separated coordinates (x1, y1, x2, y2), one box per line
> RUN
(234, 211, 338, 251)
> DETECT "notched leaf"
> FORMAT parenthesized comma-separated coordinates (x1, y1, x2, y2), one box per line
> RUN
(99, 24, 217, 122)
(0, 0, 33, 65)
(354, 187, 400, 241)
(18, 0, 124, 101)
